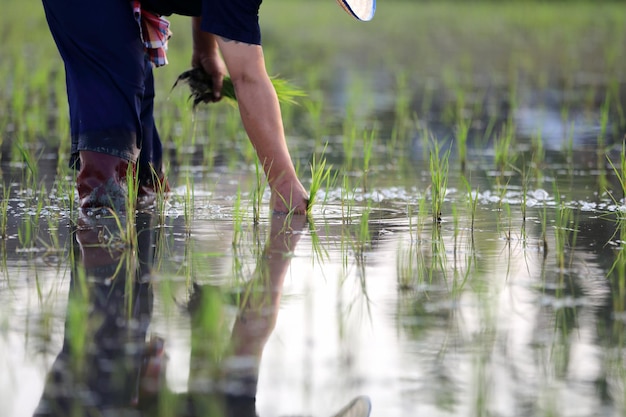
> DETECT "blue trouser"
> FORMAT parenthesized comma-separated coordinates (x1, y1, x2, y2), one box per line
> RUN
(202, 0, 262, 45)
(42, 0, 163, 173)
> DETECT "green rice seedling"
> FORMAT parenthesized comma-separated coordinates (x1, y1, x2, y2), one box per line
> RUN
(531, 127, 545, 179)
(441, 68, 462, 126)
(560, 100, 572, 146)
(308, 147, 335, 213)
(562, 119, 575, 172)
(42, 207, 62, 251)
(17, 212, 36, 250)
(9, 58, 27, 130)
(56, 175, 76, 214)
(0, 184, 10, 240)
(124, 163, 139, 217)
(456, 117, 470, 172)
(16, 142, 42, 189)
(538, 200, 549, 257)
(494, 121, 517, 174)
(55, 134, 71, 178)
(388, 70, 412, 158)
(342, 125, 358, 172)
(607, 79, 625, 138)
(184, 172, 195, 235)
(141, 163, 170, 220)
(481, 110, 499, 147)
(414, 118, 432, 163)
(596, 94, 611, 192)
(202, 113, 218, 171)
(303, 94, 325, 147)
(173, 68, 306, 107)
(225, 109, 245, 151)
(361, 128, 375, 193)
(167, 97, 201, 167)
(34, 182, 47, 221)
(252, 159, 265, 224)
(428, 141, 451, 224)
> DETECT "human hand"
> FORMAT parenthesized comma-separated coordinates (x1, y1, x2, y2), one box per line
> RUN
(270, 177, 309, 215)
(191, 17, 227, 102)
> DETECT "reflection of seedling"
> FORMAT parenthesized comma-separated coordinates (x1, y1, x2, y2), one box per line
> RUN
(606, 141, 626, 203)
(554, 206, 578, 271)
(232, 188, 244, 248)
(341, 174, 356, 221)
(461, 175, 478, 232)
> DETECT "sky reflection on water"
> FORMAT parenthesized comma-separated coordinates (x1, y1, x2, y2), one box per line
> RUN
(2, 170, 626, 417)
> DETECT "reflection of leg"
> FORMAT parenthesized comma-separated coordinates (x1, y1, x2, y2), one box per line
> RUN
(36, 215, 157, 415)
(330, 396, 372, 417)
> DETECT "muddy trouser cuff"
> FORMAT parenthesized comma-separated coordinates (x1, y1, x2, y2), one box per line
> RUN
(70, 129, 141, 169)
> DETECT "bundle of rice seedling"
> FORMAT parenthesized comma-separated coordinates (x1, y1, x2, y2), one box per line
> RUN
(172, 67, 306, 108)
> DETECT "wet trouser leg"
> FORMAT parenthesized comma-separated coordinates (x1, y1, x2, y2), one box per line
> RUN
(138, 64, 165, 180)
(42, 0, 150, 167)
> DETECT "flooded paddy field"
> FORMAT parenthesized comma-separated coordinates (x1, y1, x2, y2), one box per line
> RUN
(2, 1, 626, 416)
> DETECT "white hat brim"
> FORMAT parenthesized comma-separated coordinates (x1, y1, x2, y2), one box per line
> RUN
(336, 0, 376, 21)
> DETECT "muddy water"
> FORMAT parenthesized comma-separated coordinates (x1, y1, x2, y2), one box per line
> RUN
(2, 115, 626, 417)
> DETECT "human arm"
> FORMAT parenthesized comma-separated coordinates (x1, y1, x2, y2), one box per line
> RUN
(216, 37, 309, 214)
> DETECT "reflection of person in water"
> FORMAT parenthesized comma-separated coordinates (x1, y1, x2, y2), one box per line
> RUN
(183, 213, 309, 416)
(34, 213, 371, 417)
(34, 212, 159, 416)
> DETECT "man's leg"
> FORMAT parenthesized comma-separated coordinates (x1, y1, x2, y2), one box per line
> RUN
(138, 61, 170, 202)
(42, 0, 146, 210)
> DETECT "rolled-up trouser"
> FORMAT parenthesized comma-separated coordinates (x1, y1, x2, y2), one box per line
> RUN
(41, 0, 163, 174)
(201, 0, 263, 45)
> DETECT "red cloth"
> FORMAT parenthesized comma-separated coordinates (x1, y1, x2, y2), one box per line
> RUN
(131, 1, 172, 67)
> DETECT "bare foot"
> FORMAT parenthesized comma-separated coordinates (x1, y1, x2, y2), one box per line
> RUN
(270, 177, 309, 215)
